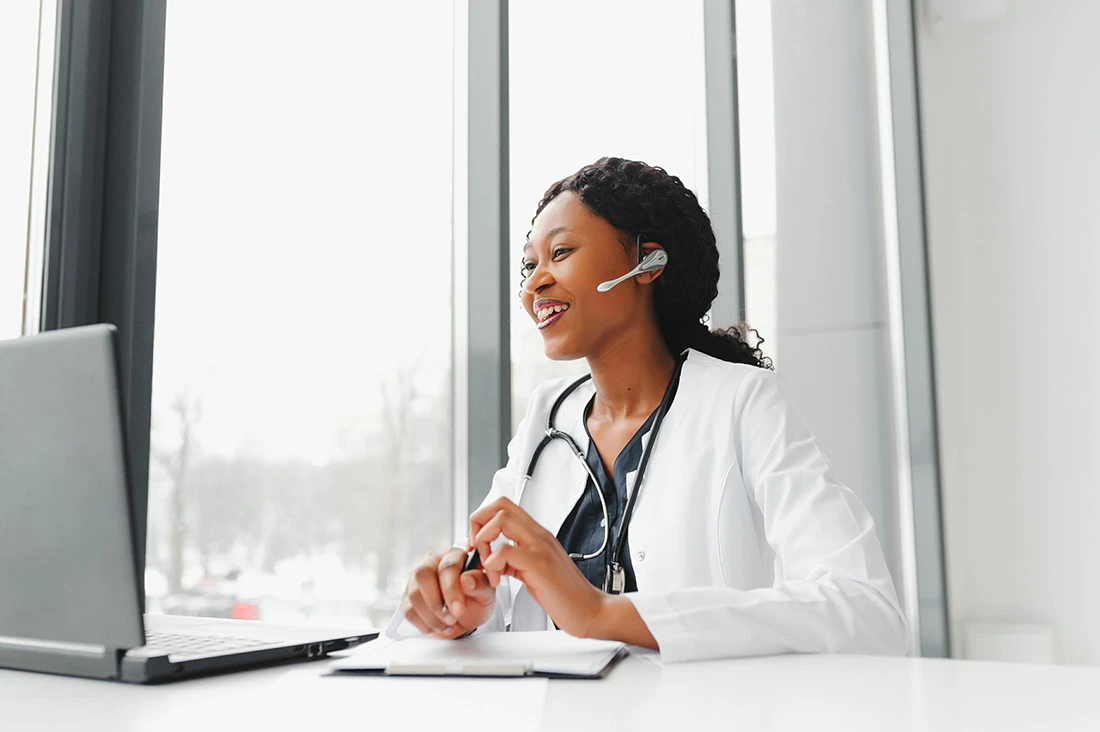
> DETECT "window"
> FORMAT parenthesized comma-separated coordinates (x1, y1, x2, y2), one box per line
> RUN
(735, 0, 779, 365)
(508, 0, 709, 430)
(0, 0, 52, 340)
(147, 1, 456, 627)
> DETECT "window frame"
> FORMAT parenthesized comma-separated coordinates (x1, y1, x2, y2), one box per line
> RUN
(40, 0, 166, 597)
(41, 0, 947, 655)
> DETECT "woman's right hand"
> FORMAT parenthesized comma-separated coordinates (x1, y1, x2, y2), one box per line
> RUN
(399, 547, 496, 639)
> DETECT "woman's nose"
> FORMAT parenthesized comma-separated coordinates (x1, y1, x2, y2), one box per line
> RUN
(523, 264, 552, 295)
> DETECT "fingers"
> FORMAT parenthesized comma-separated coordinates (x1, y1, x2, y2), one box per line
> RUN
(472, 507, 537, 550)
(402, 558, 499, 640)
(468, 497, 520, 547)
(399, 596, 434, 635)
(469, 498, 515, 586)
(479, 544, 532, 587)
(406, 584, 449, 635)
(437, 548, 468, 620)
(417, 560, 454, 625)
(402, 556, 456, 637)
(460, 568, 495, 605)
(467, 498, 550, 589)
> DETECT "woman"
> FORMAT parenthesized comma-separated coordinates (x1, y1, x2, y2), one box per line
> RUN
(394, 157, 908, 662)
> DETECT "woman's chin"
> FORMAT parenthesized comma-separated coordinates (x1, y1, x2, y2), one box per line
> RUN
(542, 338, 580, 361)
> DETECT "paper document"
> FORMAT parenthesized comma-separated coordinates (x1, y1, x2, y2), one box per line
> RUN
(330, 630, 624, 677)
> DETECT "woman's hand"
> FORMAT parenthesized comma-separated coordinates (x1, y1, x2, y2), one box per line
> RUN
(469, 497, 608, 638)
(399, 547, 496, 640)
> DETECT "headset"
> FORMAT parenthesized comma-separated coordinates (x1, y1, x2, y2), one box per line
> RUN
(597, 235, 668, 292)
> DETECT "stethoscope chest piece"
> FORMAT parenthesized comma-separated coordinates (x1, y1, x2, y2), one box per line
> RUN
(605, 562, 626, 594)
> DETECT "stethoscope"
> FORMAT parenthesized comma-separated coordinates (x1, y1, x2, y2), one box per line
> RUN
(464, 236, 676, 595)
(518, 347, 688, 594)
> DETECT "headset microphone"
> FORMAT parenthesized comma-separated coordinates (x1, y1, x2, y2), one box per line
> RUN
(596, 249, 669, 292)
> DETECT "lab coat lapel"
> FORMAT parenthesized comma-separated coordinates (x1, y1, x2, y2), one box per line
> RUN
(621, 350, 699, 516)
(524, 379, 594, 538)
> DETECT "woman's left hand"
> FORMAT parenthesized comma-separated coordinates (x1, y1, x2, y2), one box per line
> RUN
(469, 496, 607, 638)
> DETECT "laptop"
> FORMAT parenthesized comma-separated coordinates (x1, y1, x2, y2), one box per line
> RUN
(0, 324, 378, 683)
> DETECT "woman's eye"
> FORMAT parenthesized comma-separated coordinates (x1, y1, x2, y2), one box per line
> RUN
(521, 248, 569, 274)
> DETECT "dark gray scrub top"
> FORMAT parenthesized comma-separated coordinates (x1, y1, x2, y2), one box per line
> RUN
(554, 398, 661, 594)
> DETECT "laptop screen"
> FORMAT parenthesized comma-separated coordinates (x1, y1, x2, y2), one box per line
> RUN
(0, 325, 144, 650)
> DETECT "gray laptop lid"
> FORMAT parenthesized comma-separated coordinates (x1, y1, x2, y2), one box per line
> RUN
(0, 325, 144, 653)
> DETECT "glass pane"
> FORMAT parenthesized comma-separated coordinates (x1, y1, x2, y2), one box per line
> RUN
(0, 0, 46, 340)
(508, 0, 708, 430)
(148, 1, 455, 627)
(736, 0, 779, 365)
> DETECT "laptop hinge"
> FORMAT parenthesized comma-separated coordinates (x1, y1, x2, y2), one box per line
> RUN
(114, 647, 128, 677)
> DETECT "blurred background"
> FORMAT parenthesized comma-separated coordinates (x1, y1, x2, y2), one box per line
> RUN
(2, 0, 1097, 665)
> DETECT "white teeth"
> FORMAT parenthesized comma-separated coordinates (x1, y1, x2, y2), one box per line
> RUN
(536, 303, 569, 321)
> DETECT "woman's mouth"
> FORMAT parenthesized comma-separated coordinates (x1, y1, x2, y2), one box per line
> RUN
(536, 303, 569, 331)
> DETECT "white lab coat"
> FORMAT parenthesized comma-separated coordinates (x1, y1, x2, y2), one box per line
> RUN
(390, 347, 909, 663)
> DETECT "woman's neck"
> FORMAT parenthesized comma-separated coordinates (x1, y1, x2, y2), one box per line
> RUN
(585, 330, 677, 423)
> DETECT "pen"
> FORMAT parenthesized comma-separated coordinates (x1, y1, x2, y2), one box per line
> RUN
(461, 476, 531, 576)
(438, 548, 480, 620)
(462, 547, 481, 573)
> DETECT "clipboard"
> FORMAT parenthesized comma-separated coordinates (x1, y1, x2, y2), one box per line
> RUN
(327, 630, 626, 679)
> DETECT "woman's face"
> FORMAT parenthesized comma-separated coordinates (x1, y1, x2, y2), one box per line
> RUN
(521, 192, 662, 360)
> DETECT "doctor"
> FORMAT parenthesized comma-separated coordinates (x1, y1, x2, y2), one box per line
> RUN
(396, 156, 909, 662)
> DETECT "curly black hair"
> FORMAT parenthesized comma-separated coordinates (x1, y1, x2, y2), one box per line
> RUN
(526, 156, 772, 370)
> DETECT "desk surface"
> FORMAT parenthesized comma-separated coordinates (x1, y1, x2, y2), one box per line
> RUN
(2, 652, 1099, 731)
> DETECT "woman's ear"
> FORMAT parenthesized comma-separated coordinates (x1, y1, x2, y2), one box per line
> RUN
(635, 242, 667, 285)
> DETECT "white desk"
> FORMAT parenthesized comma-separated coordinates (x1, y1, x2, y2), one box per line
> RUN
(2, 652, 1099, 731)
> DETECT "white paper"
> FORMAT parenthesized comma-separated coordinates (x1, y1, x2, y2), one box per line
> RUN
(384, 605, 421, 641)
(332, 630, 624, 677)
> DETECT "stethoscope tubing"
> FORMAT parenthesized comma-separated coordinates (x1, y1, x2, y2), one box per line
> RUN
(463, 350, 688, 586)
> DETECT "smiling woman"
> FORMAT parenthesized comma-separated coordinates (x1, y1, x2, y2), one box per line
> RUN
(391, 157, 909, 662)
(518, 158, 770, 369)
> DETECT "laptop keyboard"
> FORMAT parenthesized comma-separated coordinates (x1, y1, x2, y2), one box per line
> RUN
(143, 631, 279, 656)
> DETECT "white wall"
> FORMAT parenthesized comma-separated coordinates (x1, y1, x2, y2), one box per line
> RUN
(916, 0, 1100, 664)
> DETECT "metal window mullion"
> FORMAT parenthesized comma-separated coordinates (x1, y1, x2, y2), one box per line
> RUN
(882, 0, 949, 658)
(97, 0, 168, 592)
(41, 0, 168, 599)
(40, 0, 113, 332)
(703, 0, 744, 329)
(464, 0, 510, 515)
